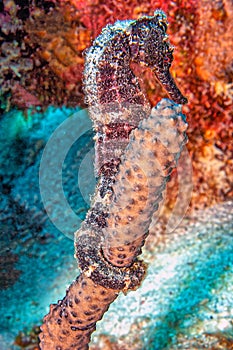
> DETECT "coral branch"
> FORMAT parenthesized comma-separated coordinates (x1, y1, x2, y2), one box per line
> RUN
(40, 274, 119, 349)
(102, 99, 188, 267)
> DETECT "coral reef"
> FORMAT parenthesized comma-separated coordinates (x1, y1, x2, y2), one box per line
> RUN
(24, 4, 89, 107)
(0, 0, 86, 111)
(172, 0, 233, 209)
(170, 333, 233, 350)
(14, 326, 40, 350)
(0, 249, 21, 290)
(0, 0, 37, 111)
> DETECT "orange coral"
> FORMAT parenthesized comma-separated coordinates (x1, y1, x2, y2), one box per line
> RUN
(25, 6, 90, 90)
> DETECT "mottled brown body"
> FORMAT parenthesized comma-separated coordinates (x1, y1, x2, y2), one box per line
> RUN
(84, 9, 187, 179)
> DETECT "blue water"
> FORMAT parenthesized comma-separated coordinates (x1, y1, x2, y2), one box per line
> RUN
(0, 106, 94, 348)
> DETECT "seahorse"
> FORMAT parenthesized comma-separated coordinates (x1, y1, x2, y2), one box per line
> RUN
(40, 10, 188, 350)
(79, 9, 188, 268)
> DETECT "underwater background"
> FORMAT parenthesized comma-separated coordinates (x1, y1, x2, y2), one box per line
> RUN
(0, 0, 233, 349)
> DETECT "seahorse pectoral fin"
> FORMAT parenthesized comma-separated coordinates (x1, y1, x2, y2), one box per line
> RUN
(153, 69, 188, 105)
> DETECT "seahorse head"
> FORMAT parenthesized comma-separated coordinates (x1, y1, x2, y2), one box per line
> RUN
(128, 10, 188, 104)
